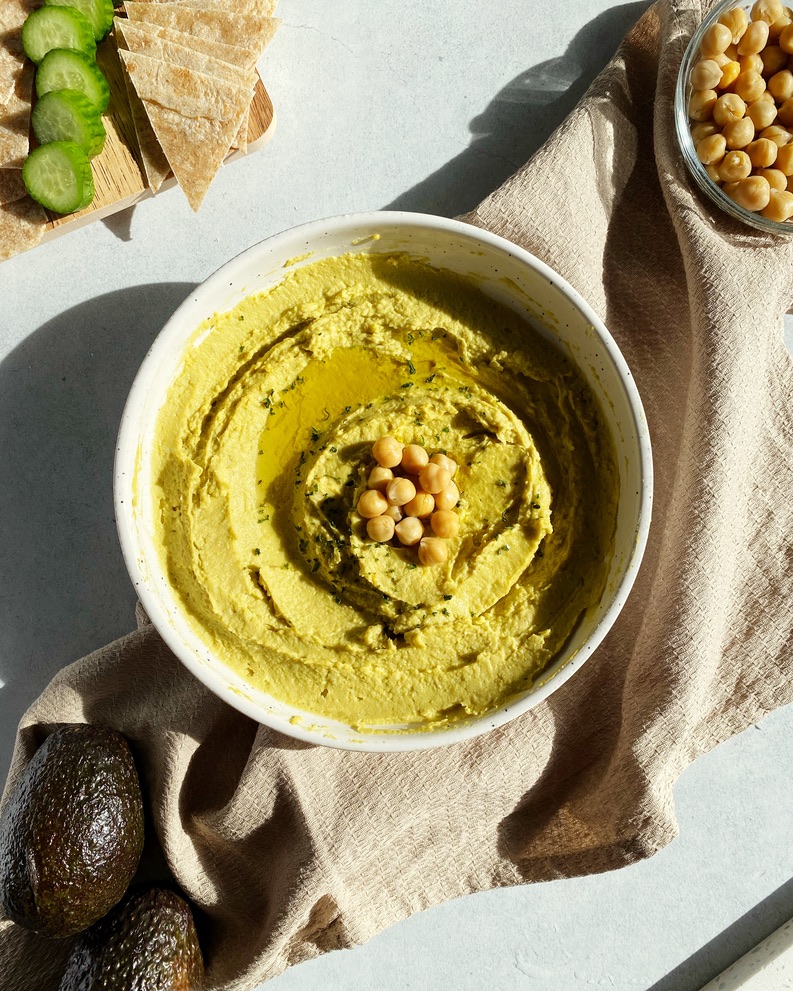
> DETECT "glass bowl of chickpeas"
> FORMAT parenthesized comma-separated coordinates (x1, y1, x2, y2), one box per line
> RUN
(675, 0, 793, 232)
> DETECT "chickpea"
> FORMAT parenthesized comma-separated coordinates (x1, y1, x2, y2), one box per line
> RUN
(384, 504, 403, 522)
(761, 44, 789, 73)
(770, 14, 793, 40)
(723, 116, 756, 147)
(400, 443, 428, 474)
(752, 0, 784, 24)
(386, 477, 416, 506)
(747, 97, 778, 127)
(357, 489, 388, 519)
(429, 452, 457, 477)
(696, 132, 726, 163)
(787, 172, 793, 189)
(760, 187, 793, 218)
(719, 5, 749, 43)
(760, 122, 793, 143)
(729, 174, 772, 209)
(367, 515, 395, 543)
(688, 90, 715, 125)
(691, 58, 723, 89)
(776, 95, 793, 123)
(691, 121, 719, 142)
(733, 69, 766, 101)
(372, 435, 403, 469)
(394, 516, 423, 546)
(418, 536, 448, 566)
(722, 180, 741, 197)
(713, 92, 747, 125)
(705, 162, 723, 183)
(712, 51, 733, 67)
(368, 466, 393, 492)
(725, 42, 740, 60)
(431, 509, 459, 539)
(756, 166, 787, 188)
(739, 52, 765, 73)
(434, 481, 460, 511)
(418, 463, 452, 494)
(738, 19, 770, 54)
(403, 490, 435, 518)
(780, 22, 793, 50)
(767, 67, 793, 99)
(718, 149, 753, 180)
(748, 136, 779, 165)
(719, 59, 742, 87)
(776, 140, 793, 170)
(702, 21, 734, 56)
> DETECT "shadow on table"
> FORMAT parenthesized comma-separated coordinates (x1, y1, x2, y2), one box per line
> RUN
(384, 0, 653, 218)
(0, 282, 196, 778)
(646, 875, 793, 990)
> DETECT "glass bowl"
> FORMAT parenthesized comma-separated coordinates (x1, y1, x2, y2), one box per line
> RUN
(675, 0, 793, 235)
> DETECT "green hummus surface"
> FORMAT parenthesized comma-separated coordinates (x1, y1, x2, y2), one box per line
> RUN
(151, 252, 619, 731)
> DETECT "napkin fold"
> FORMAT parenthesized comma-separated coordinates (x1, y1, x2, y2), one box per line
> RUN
(2, 1, 792, 988)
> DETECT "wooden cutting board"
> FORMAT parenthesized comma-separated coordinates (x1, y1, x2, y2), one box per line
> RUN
(41, 36, 275, 241)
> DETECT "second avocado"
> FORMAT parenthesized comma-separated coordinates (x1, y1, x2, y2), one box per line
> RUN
(0, 723, 145, 937)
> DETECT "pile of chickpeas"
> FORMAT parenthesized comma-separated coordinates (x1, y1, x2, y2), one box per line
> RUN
(356, 435, 460, 566)
(688, 0, 793, 221)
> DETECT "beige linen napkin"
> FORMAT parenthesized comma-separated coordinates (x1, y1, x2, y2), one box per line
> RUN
(2, 1, 792, 987)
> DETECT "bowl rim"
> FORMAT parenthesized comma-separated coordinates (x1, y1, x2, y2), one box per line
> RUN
(674, 0, 793, 237)
(114, 210, 654, 752)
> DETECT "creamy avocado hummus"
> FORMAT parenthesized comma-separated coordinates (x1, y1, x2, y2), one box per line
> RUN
(151, 252, 619, 731)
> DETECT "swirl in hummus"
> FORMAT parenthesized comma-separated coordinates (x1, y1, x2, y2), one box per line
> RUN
(151, 252, 619, 731)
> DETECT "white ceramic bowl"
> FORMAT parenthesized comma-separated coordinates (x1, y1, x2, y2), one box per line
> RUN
(114, 212, 653, 752)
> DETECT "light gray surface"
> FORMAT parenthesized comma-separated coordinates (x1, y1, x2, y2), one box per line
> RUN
(1, 2, 791, 989)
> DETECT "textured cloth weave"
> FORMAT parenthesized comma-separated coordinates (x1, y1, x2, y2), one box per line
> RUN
(2, 1, 792, 987)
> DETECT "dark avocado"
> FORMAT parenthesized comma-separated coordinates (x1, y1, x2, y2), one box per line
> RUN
(0, 723, 144, 937)
(59, 887, 205, 990)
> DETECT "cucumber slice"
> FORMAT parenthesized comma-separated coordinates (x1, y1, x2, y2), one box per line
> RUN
(21, 7, 96, 65)
(36, 48, 110, 112)
(23, 141, 95, 214)
(32, 90, 106, 158)
(44, 0, 114, 42)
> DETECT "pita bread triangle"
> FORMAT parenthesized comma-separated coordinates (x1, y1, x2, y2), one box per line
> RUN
(148, 0, 278, 14)
(118, 49, 254, 211)
(0, 196, 47, 262)
(0, 168, 26, 205)
(116, 20, 255, 86)
(112, 18, 259, 69)
(115, 17, 256, 152)
(0, 0, 38, 167)
(116, 28, 171, 192)
(124, 3, 280, 60)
